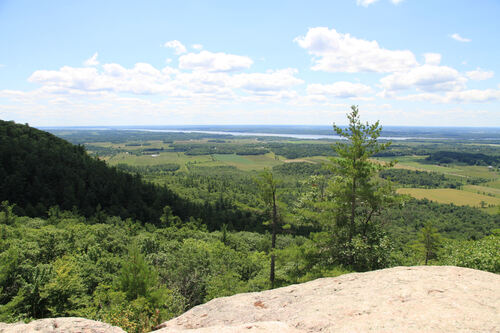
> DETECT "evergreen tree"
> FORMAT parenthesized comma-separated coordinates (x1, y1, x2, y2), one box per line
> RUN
(419, 221, 441, 265)
(300, 106, 398, 271)
(255, 169, 281, 288)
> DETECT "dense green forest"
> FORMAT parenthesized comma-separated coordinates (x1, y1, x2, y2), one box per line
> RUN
(0, 121, 263, 231)
(426, 151, 500, 167)
(379, 169, 463, 188)
(1, 115, 499, 333)
(0, 120, 188, 222)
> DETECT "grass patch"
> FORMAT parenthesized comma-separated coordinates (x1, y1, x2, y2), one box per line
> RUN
(213, 153, 282, 171)
(463, 185, 500, 198)
(397, 188, 500, 209)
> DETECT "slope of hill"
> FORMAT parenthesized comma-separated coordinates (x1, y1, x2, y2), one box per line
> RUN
(0, 120, 191, 223)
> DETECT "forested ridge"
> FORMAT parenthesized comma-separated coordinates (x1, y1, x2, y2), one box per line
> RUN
(0, 120, 261, 229)
(0, 120, 188, 222)
(0, 116, 498, 333)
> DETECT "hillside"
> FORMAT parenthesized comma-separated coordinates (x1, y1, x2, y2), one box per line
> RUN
(0, 120, 192, 223)
(1, 266, 498, 333)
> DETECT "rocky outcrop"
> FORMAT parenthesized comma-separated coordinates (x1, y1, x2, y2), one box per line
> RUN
(2, 266, 498, 332)
(155, 266, 500, 333)
(0, 317, 125, 333)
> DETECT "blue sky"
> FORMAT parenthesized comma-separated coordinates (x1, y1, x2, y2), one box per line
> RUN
(1, 0, 499, 126)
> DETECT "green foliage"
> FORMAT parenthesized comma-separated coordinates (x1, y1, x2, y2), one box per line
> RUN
(119, 245, 158, 301)
(171, 142, 269, 156)
(272, 162, 327, 176)
(379, 169, 463, 189)
(116, 163, 181, 174)
(439, 232, 500, 272)
(0, 201, 16, 225)
(1, 118, 499, 332)
(427, 151, 500, 167)
(0, 120, 191, 224)
(255, 169, 283, 288)
(265, 142, 335, 159)
(417, 221, 441, 265)
(40, 256, 87, 316)
(299, 106, 398, 271)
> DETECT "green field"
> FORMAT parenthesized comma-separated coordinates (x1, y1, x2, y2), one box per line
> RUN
(106, 150, 285, 171)
(397, 188, 500, 208)
(95, 139, 500, 211)
(213, 152, 282, 171)
(463, 185, 500, 198)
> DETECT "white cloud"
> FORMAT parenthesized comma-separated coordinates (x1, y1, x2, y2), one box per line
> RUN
(179, 51, 253, 72)
(233, 68, 303, 93)
(83, 52, 99, 67)
(25, 59, 299, 102)
(423, 53, 441, 66)
(356, 0, 379, 6)
(307, 81, 373, 98)
(295, 27, 417, 73)
(164, 40, 187, 54)
(397, 88, 500, 103)
(192, 44, 203, 50)
(466, 68, 494, 81)
(446, 89, 500, 103)
(391, 0, 404, 4)
(380, 64, 466, 92)
(29, 63, 172, 95)
(450, 33, 471, 43)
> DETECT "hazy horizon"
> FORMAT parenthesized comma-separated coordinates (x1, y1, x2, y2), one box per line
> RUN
(1, 1, 499, 127)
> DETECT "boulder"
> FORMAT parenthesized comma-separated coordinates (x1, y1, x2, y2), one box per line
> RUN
(0, 317, 125, 333)
(154, 266, 500, 332)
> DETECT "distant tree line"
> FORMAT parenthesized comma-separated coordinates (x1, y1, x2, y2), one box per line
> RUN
(379, 169, 463, 188)
(171, 143, 269, 156)
(426, 151, 500, 166)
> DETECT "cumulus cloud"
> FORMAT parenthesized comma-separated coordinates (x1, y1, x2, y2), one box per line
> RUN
(83, 53, 99, 67)
(192, 44, 203, 50)
(450, 33, 471, 43)
(25, 58, 301, 103)
(423, 53, 441, 66)
(466, 68, 494, 81)
(446, 89, 500, 103)
(29, 63, 172, 95)
(179, 51, 253, 72)
(164, 40, 187, 54)
(307, 82, 373, 98)
(232, 68, 303, 93)
(295, 27, 417, 73)
(398, 88, 500, 103)
(380, 64, 466, 92)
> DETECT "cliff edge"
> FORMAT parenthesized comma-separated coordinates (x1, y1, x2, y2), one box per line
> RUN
(155, 266, 499, 333)
(1, 266, 498, 332)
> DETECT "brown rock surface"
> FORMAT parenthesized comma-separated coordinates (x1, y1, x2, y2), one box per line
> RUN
(0, 317, 125, 333)
(154, 266, 500, 333)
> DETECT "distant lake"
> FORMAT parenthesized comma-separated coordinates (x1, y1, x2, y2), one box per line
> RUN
(132, 129, 425, 141)
(42, 125, 500, 141)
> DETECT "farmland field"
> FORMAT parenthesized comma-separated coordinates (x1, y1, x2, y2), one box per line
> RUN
(397, 188, 500, 208)
(81, 135, 500, 212)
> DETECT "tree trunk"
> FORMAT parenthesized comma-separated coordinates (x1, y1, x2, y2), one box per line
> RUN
(270, 189, 277, 289)
(350, 178, 356, 242)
